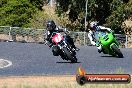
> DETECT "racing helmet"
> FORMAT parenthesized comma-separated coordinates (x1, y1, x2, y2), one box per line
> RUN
(89, 21, 98, 31)
(46, 20, 56, 31)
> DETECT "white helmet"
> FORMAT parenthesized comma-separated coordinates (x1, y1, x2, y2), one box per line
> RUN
(90, 21, 98, 28)
(89, 21, 98, 31)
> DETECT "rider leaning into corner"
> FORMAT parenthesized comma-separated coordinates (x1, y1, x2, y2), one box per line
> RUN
(44, 20, 79, 55)
(87, 21, 114, 53)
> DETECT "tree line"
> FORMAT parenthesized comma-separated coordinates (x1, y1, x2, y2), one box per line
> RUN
(0, 0, 132, 33)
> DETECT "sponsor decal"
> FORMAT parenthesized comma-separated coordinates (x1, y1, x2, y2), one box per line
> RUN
(76, 67, 131, 85)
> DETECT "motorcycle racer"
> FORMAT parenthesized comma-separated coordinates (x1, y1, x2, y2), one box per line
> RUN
(88, 21, 114, 53)
(44, 20, 79, 56)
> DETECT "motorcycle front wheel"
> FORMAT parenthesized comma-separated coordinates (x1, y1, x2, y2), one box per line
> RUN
(63, 47, 77, 63)
(111, 44, 124, 58)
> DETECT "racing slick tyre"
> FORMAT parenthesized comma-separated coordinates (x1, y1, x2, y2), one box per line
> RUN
(63, 47, 77, 63)
(111, 44, 124, 58)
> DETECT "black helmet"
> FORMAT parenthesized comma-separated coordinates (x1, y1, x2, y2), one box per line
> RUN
(46, 20, 56, 31)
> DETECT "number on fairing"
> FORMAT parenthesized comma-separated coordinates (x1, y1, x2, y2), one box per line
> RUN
(54, 34, 62, 42)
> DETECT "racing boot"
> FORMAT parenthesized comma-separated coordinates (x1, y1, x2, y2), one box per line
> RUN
(97, 45, 102, 53)
(98, 49, 102, 53)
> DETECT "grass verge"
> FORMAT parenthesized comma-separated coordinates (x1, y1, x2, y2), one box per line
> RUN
(0, 75, 131, 88)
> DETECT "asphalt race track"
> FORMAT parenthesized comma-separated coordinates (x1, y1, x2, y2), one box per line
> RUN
(0, 42, 132, 76)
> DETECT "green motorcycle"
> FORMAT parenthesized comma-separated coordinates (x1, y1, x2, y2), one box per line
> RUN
(95, 31, 124, 58)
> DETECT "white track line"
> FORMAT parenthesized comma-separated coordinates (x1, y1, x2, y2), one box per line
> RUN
(0, 59, 12, 68)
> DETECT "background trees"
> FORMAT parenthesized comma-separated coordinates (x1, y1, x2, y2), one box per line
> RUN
(55, 0, 132, 33)
(0, 0, 44, 27)
(0, 0, 131, 33)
